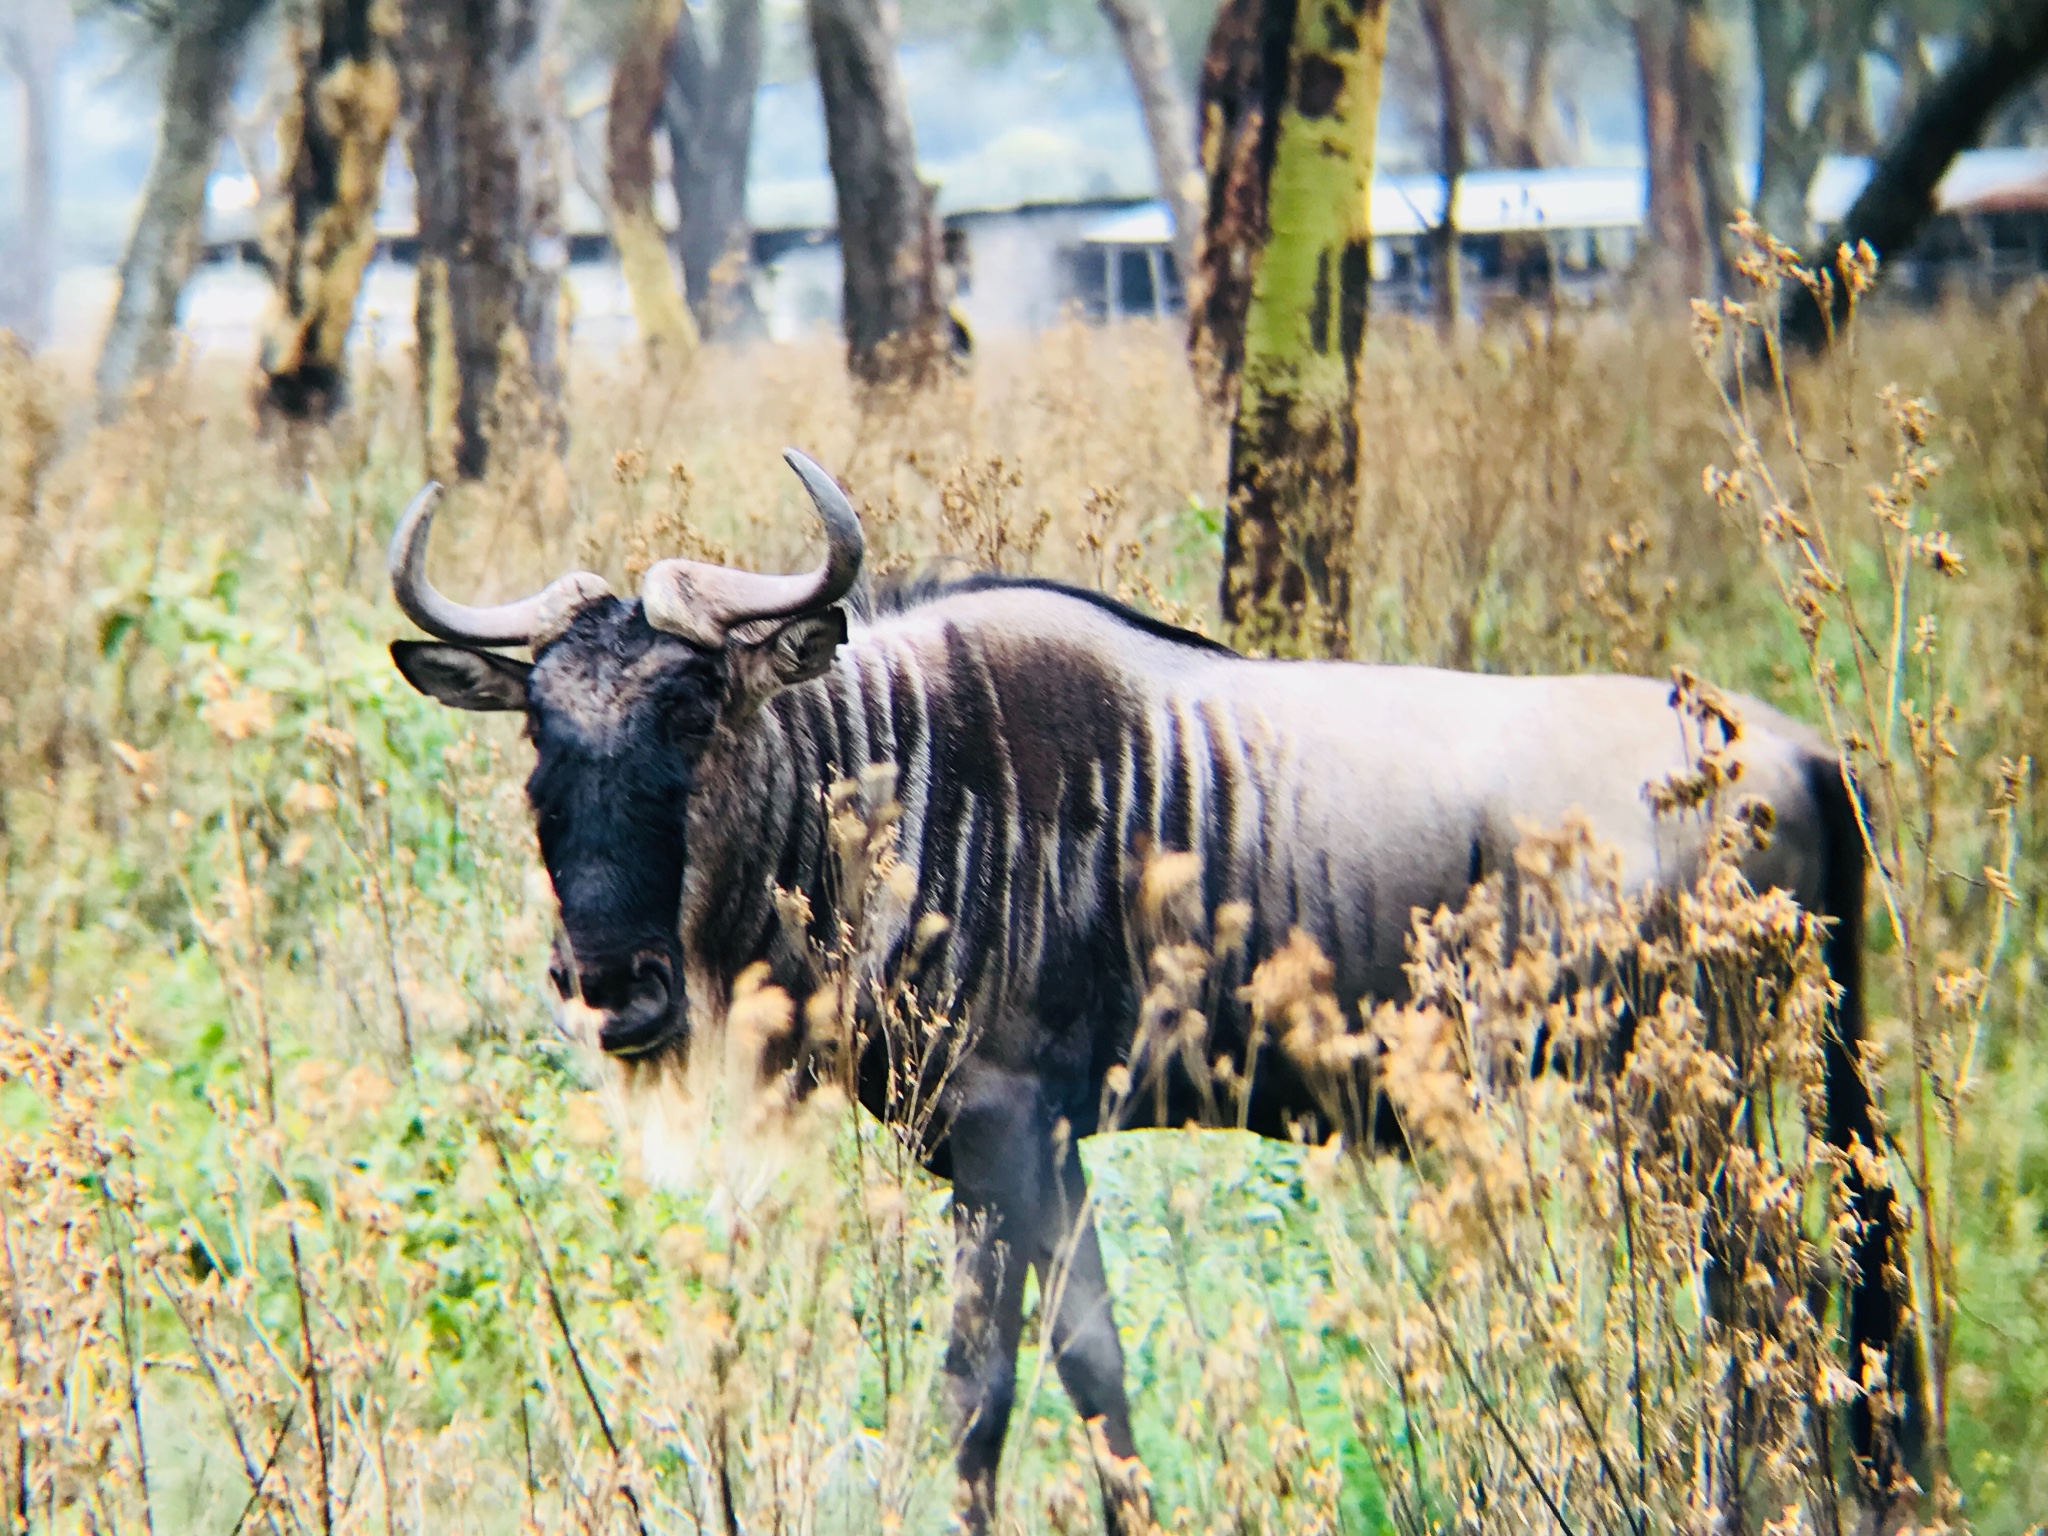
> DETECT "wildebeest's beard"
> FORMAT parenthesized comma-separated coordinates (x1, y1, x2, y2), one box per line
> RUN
(525, 604, 725, 1060)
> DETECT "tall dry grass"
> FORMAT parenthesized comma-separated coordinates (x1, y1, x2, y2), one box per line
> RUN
(3, 283, 2047, 1534)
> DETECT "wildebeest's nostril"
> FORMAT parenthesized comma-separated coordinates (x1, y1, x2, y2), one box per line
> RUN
(591, 952, 678, 1057)
(627, 953, 671, 1012)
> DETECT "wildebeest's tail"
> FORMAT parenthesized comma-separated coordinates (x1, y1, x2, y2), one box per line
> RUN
(1809, 754, 1924, 1489)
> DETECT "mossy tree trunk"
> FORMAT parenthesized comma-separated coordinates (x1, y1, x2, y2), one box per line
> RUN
(396, 0, 566, 479)
(608, 0, 698, 369)
(1194, 0, 1389, 657)
(94, 0, 268, 419)
(666, 0, 763, 339)
(808, 0, 946, 386)
(257, 0, 403, 421)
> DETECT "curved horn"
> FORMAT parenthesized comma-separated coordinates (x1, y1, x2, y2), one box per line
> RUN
(388, 483, 612, 648)
(640, 448, 865, 647)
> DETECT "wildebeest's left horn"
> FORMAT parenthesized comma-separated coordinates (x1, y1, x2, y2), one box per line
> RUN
(640, 448, 865, 647)
(389, 483, 613, 648)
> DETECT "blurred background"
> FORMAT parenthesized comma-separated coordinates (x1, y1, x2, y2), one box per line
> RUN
(2, 0, 2044, 384)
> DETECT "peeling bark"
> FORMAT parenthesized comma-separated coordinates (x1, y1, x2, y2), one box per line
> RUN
(396, 0, 566, 479)
(808, 0, 945, 385)
(257, 0, 403, 421)
(665, 0, 763, 338)
(1099, 0, 1201, 299)
(1188, 0, 1286, 409)
(95, 0, 267, 417)
(609, 0, 698, 368)
(1198, 0, 1390, 658)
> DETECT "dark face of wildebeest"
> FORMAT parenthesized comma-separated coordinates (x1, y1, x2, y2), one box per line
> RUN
(388, 450, 859, 1058)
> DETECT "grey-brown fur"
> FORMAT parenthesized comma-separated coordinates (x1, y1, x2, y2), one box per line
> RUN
(391, 463, 1918, 1529)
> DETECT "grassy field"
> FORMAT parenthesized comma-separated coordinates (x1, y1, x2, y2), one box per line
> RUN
(4, 271, 2047, 1534)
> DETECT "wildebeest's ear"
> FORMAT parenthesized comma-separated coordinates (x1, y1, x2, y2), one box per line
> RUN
(766, 607, 848, 686)
(390, 640, 532, 711)
(725, 607, 848, 721)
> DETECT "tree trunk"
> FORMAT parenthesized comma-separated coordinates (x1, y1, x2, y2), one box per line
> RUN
(1752, 0, 1876, 245)
(1632, 0, 1722, 301)
(1784, 0, 2048, 352)
(1099, 0, 1201, 302)
(807, 0, 945, 386)
(1683, 0, 1738, 298)
(1188, 0, 1277, 408)
(1418, 0, 1463, 333)
(609, 0, 698, 367)
(1196, 0, 1391, 658)
(396, 0, 566, 480)
(256, 0, 403, 421)
(1514, 0, 1555, 167)
(0, 13, 59, 350)
(94, 0, 267, 418)
(665, 0, 763, 339)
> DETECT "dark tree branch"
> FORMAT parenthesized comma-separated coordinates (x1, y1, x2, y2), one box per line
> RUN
(1784, 0, 2048, 352)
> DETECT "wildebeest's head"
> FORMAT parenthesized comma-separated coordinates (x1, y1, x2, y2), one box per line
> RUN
(388, 450, 863, 1060)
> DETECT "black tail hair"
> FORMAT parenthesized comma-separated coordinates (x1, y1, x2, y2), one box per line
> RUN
(1810, 754, 1925, 1490)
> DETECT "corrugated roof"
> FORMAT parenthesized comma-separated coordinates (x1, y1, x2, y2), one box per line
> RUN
(1079, 168, 1646, 247)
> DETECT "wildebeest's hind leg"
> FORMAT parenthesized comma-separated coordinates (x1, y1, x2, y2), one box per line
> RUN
(1038, 1134, 1142, 1530)
(944, 1194, 1028, 1534)
(942, 1074, 1141, 1534)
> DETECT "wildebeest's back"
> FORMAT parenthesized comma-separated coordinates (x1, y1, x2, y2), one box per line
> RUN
(718, 588, 1832, 1139)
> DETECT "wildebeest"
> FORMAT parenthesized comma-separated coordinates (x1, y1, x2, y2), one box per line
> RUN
(390, 450, 1918, 1522)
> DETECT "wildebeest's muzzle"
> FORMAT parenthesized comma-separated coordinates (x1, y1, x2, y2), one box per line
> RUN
(548, 930, 685, 1058)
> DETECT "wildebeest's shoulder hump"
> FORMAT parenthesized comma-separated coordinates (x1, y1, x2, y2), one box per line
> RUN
(869, 570, 1237, 658)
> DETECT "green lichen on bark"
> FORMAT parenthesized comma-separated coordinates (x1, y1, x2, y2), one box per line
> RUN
(258, 0, 403, 421)
(1214, 0, 1387, 658)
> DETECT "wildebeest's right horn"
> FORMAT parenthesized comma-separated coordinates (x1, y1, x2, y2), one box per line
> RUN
(639, 448, 865, 647)
(388, 483, 613, 648)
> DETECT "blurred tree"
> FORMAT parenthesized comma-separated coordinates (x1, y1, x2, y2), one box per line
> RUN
(0, 0, 70, 350)
(396, 0, 567, 478)
(1417, 0, 1464, 330)
(609, 0, 699, 366)
(255, 0, 402, 420)
(1465, 0, 1559, 166)
(1100, 0, 1200, 290)
(1193, 0, 1390, 657)
(1750, 0, 1877, 244)
(666, 0, 764, 338)
(898, 0, 1218, 75)
(808, 0, 946, 383)
(1785, 0, 2048, 351)
(94, 0, 270, 418)
(1630, 0, 1735, 299)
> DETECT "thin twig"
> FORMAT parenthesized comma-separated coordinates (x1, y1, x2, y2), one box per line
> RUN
(477, 1116, 651, 1536)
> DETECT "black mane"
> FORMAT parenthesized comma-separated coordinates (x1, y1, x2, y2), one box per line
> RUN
(867, 569, 1238, 657)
